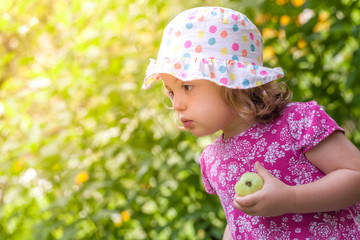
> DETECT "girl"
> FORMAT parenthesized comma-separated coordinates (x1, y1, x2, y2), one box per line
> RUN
(143, 6, 360, 239)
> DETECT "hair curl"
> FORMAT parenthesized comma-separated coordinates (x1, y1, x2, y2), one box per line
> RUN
(221, 81, 293, 123)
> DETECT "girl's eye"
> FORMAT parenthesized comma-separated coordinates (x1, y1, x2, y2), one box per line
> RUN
(167, 90, 174, 99)
(183, 85, 193, 92)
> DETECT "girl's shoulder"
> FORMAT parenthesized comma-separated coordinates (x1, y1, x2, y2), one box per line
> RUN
(280, 100, 339, 126)
(281, 100, 326, 120)
(284, 100, 322, 113)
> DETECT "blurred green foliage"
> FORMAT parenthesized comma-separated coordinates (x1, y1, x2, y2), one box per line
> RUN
(0, 0, 359, 239)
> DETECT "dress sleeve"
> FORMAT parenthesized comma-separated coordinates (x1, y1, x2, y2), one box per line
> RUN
(287, 101, 344, 153)
(200, 148, 217, 195)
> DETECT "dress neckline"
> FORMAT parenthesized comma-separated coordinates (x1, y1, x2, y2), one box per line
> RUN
(220, 121, 264, 143)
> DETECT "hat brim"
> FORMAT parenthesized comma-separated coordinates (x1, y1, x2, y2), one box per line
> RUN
(143, 57, 284, 89)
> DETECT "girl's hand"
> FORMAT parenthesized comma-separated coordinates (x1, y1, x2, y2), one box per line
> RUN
(233, 162, 295, 217)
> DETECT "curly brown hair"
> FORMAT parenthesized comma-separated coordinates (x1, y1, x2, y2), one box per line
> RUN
(221, 81, 293, 123)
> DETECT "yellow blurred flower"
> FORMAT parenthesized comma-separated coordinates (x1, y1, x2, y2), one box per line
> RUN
(255, 14, 265, 25)
(264, 14, 272, 21)
(15, 161, 25, 172)
(276, 0, 289, 5)
(313, 21, 330, 33)
(112, 214, 123, 228)
(121, 210, 131, 222)
(263, 46, 276, 62)
(278, 29, 287, 41)
(197, 229, 206, 239)
(75, 171, 89, 185)
(297, 38, 307, 49)
(291, 0, 306, 7)
(111, 210, 131, 228)
(262, 28, 277, 40)
(318, 11, 330, 22)
(255, 14, 273, 25)
(280, 15, 291, 26)
(114, 221, 122, 228)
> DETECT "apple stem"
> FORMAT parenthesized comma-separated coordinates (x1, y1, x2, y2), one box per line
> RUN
(245, 181, 252, 187)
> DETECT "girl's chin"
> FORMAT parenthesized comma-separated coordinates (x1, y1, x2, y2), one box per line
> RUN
(188, 128, 218, 137)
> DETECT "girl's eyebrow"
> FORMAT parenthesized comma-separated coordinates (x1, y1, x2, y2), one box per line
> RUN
(164, 80, 196, 90)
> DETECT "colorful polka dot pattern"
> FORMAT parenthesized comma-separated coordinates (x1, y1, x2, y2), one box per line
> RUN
(143, 7, 284, 89)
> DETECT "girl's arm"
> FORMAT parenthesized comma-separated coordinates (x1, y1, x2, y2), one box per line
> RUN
(223, 224, 232, 240)
(233, 131, 360, 217)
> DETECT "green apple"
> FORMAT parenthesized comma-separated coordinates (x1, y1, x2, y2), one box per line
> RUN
(235, 172, 264, 196)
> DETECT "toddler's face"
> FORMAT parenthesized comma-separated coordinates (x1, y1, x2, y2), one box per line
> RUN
(161, 74, 249, 138)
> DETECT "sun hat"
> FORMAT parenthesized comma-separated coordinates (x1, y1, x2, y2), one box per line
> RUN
(143, 6, 284, 89)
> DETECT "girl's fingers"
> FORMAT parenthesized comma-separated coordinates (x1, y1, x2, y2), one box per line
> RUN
(255, 161, 273, 181)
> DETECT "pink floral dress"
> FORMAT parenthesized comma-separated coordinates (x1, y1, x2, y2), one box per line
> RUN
(200, 101, 360, 239)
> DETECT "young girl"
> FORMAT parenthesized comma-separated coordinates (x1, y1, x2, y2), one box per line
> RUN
(143, 6, 360, 239)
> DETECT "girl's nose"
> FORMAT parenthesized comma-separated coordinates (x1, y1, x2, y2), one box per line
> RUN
(172, 94, 186, 111)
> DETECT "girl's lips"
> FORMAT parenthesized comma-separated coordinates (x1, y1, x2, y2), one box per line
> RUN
(180, 118, 193, 128)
